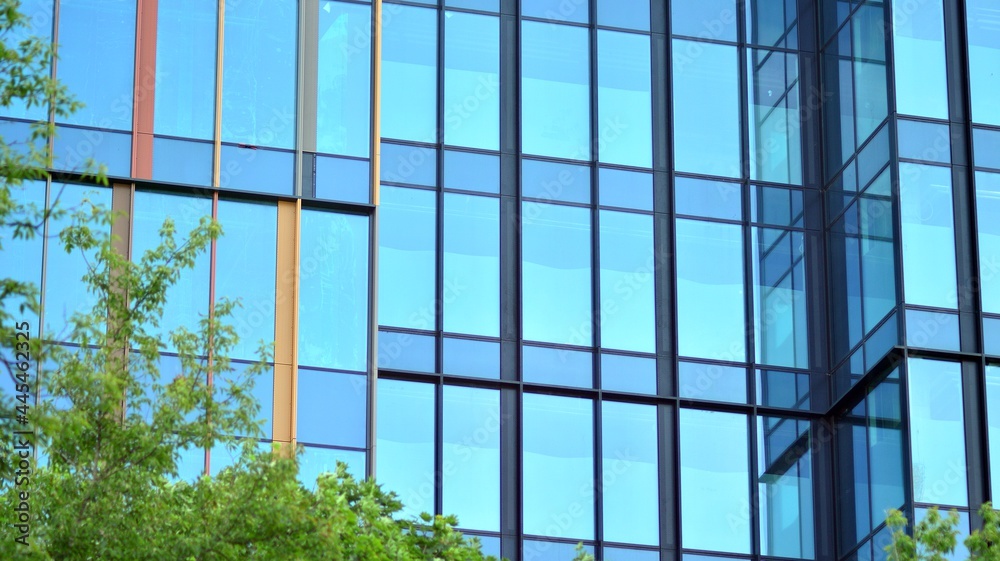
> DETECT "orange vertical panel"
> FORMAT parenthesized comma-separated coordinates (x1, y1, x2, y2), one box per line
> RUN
(132, 0, 158, 179)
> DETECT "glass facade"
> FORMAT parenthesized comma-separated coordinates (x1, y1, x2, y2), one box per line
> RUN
(3, 1, 1000, 560)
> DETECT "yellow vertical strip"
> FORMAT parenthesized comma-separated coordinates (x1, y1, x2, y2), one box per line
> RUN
(213, 0, 225, 187)
(371, 0, 382, 206)
(272, 200, 301, 449)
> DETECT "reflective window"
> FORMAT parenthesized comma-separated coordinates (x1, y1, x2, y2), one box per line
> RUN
(758, 417, 814, 558)
(968, 0, 1000, 125)
(298, 446, 365, 489)
(522, 203, 592, 345)
(753, 228, 809, 368)
(757, 369, 812, 410)
(522, 21, 591, 160)
(907, 358, 967, 507)
(523, 393, 594, 539)
(0, 181, 45, 333)
(377, 330, 436, 373)
(377, 379, 435, 519)
(443, 338, 500, 379)
(977, 172, 1000, 314)
(297, 369, 366, 448)
(747, 0, 797, 48)
(57, 0, 135, 130)
(892, 0, 948, 119)
(315, 155, 370, 204)
(987, 365, 1000, 495)
(676, 219, 746, 361)
(897, 119, 951, 164)
(522, 345, 593, 388)
(599, 168, 652, 211)
(522, 159, 590, 204)
(299, 210, 370, 372)
(748, 49, 802, 184)
(598, 30, 652, 168)
(444, 151, 500, 194)
(680, 408, 751, 554)
(675, 176, 742, 221)
(222, 0, 297, 149)
(379, 187, 436, 330)
(974, 127, 1000, 170)
(381, 142, 437, 187)
(219, 145, 294, 195)
(152, 137, 213, 186)
(317, 1, 371, 157)
(673, 40, 740, 178)
(598, 0, 649, 31)
(215, 200, 277, 362)
(3, 0, 53, 121)
(835, 401, 870, 553)
(214, 361, 273, 438)
(672, 0, 737, 41)
(522, 0, 587, 24)
(678, 361, 747, 403)
(852, 5, 888, 143)
(751, 185, 804, 228)
(444, 194, 499, 337)
(904, 308, 960, 351)
(52, 126, 132, 177)
(899, 163, 957, 308)
(602, 401, 659, 545)
(869, 371, 905, 524)
(382, 5, 437, 142)
(155, 0, 217, 140)
(443, 386, 500, 531)
(131, 191, 212, 351)
(445, 12, 499, 151)
(601, 353, 656, 394)
(600, 210, 654, 353)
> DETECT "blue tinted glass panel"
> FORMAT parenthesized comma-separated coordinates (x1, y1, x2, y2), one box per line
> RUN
(522, 203, 592, 345)
(977, 172, 1000, 314)
(444, 150, 500, 194)
(445, 12, 499, 151)
(0, 181, 45, 334)
(443, 338, 500, 379)
(43, 184, 112, 338)
(298, 446, 365, 489)
(892, 0, 947, 119)
(222, 0, 296, 149)
(968, 0, 1000, 125)
(175, 447, 205, 482)
(315, 155, 370, 204)
(907, 358, 967, 506)
(522, 159, 590, 204)
(444, 194, 499, 337)
(676, 219, 746, 361)
(131, 191, 212, 352)
(377, 330, 436, 373)
(382, 5, 437, 142)
(214, 361, 273, 437)
(219, 145, 294, 195)
(215, 199, 277, 362)
(751, 185, 804, 228)
(987, 365, 1000, 494)
(522, 21, 590, 160)
(379, 186, 436, 329)
(758, 417, 814, 558)
(680, 408, 751, 553)
(57, 0, 135, 130)
(914, 509, 970, 561)
(869, 372, 905, 525)
(904, 308, 960, 351)
(672, 0, 737, 40)
(602, 401, 659, 545)
(155, 0, 216, 139)
(443, 386, 500, 531)
(756, 369, 811, 410)
(152, 137, 213, 186)
(297, 369, 366, 448)
(2, 0, 53, 121)
(864, 312, 899, 372)
(600, 210, 654, 353)
(598, 30, 652, 168)
(522, 0, 587, 24)
(673, 40, 740, 177)
(988, 318, 1000, 356)
(317, 1, 371, 157)
(854, 61, 888, 145)
(599, 168, 652, 211)
(606, 548, 660, 561)
(53, 126, 131, 177)
(974, 127, 1000, 170)
(381, 142, 437, 186)
(899, 163, 957, 308)
(474, 535, 501, 558)
(747, 0, 797, 49)
(675, 176, 742, 221)
(753, 228, 809, 369)
(678, 361, 747, 403)
(523, 394, 594, 539)
(897, 119, 951, 164)
(522, 345, 593, 388)
(446, 0, 498, 10)
(748, 49, 802, 184)
(377, 379, 435, 518)
(598, 0, 649, 30)
(525, 541, 594, 560)
(299, 210, 370, 372)
(601, 353, 656, 395)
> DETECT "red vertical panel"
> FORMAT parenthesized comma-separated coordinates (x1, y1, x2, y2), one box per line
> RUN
(131, 0, 157, 179)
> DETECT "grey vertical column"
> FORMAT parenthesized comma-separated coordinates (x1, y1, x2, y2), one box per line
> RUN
(298, 0, 319, 198)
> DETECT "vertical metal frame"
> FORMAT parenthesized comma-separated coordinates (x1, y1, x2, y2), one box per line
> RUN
(367, 0, 384, 479)
(131, 0, 157, 179)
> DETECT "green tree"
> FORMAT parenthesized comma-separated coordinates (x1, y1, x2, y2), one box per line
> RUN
(886, 503, 1000, 561)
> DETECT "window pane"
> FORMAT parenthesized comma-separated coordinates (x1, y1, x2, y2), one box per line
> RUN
(601, 353, 656, 394)
(445, 12, 499, 151)
(522, 345, 593, 388)
(155, 0, 217, 139)
(600, 210, 654, 353)
(747, 0, 797, 48)
(522, 0, 587, 24)
(218, 145, 294, 195)
(377, 379, 435, 519)
(57, 0, 135, 130)
(522, 203, 592, 345)
(599, 168, 653, 211)
(522, 21, 590, 160)
(602, 401, 659, 545)
(299, 210, 370, 372)
(381, 142, 437, 187)
(222, 0, 297, 149)
(443, 338, 500, 379)
(382, 5, 437, 142)
(974, 127, 1000, 170)
(748, 49, 802, 184)
(297, 369, 366, 448)
(753, 228, 809, 368)
(672, 0, 737, 41)
(215, 200, 277, 362)
(892, 0, 948, 119)
(869, 372, 905, 525)
(678, 361, 747, 403)
(0, 181, 45, 336)
(379, 186, 436, 330)
(598, 0, 649, 31)
(598, 30, 651, 168)
(298, 446, 365, 489)
(317, 1, 371, 157)
(977, 172, 1000, 314)
(968, 0, 1000, 125)
(444, 151, 500, 194)
(758, 417, 814, 558)
(444, 194, 499, 337)
(897, 119, 951, 164)
(899, 163, 957, 308)
(3, 0, 53, 121)
(675, 176, 742, 221)
(676, 219, 746, 361)
(673, 40, 740, 178)
(522, 159, 591, 204)
(523, 393, 594, 540)
(987, 365, 1000, 496)
(315, 155, 370, 204)
(377, 330, 436, 373)
(443, 386, 500, 531)
(152, 137, 213, 186)
(908, 358, 967, 506)
(680, 408, 751, 554)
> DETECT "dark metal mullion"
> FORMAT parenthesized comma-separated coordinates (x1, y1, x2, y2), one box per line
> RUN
(434, 0, 446, 517)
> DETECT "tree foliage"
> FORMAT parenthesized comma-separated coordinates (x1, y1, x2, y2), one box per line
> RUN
(886, 503, 1000, 561)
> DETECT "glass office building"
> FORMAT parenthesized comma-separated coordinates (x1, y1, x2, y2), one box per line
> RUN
(1, 0, 999, 559)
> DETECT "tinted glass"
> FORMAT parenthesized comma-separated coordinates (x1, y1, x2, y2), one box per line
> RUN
(382, 5, 437, 142)
(52, 126, 132, 178)
(968, 0, 1000, 125)
(218, 145, 295, 195)
(977, 172, 1000, 314)
(602, 401, 659, 545)
(152, 137, 213, 186)
(377, 379, 435, 518)
(897, 119, 952, 164)
(317, 1, 371, 157)
(598, 30, 652, 168)
(155, 0, 216, 139)
(598, 0, 649, 30)
(379, 186, 436, 330)
(2, 0, 53, 121)
(443, 338, 500, 379)
(445, 12, 500, 151)
(747, 0, 798, 48)
(522, 345, 593, 388)
(444, 151, 500, 194)
(758, 417, 814, 558)
(377, 329, 436, 373)
(904, 308, 960, 351)
(748, 49, 802, 184)
(297, 369, 367, 448)
(0, 181, 45, 334)
(678, 361, 747, 403)
(600, 210, 655, 353)
(672, 0, 737, 41)
(601, 353, 657, 394)
(869, 372, 905, 525)
(892, 0, 947, 118)
(753, 228, 809, 368)
(522, 159, 590, 204)
(974, 127, 1000, 170)
(522, 0, 587, 24)
(673, 40, 740, 177)
(675, 176, 742, 221)
(899, 163, 957, 308)
(599, 168, 653, 211)
(381, 142, 437, 187)
(298, 446, 365, 488)
(444, 194, 499, 337)
(987, 365, 1000, 496)
(315, 155, 370, 204)
(907, 358, 967, 506)
(443, 386, 500, 531)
